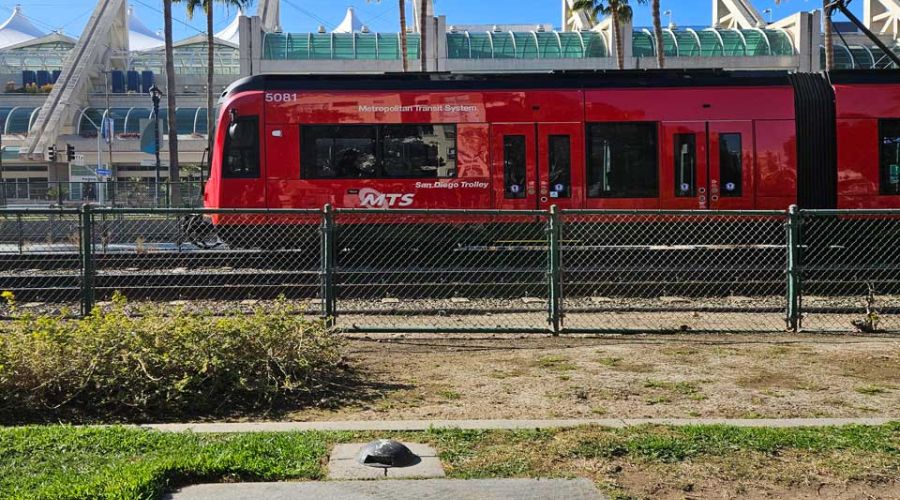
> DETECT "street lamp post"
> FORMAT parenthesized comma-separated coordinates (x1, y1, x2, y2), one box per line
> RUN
(0, 129, 5, 207)
(149, 84, 162, 208)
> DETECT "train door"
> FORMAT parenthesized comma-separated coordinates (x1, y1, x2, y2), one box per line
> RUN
(660, 122, 709, 210)
(661, 121, 755, 210)
(537, 123, 584, 210)
(491, 123, 583, 210)
(708, 121, 754, 209)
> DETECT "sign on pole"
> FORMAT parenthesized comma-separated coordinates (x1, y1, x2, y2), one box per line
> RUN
(139, 118, 158, 154)
(101, 117, 115, 144)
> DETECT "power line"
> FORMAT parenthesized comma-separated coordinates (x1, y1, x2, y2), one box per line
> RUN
(280, 0, 336, 30)
(130, 0, 209, 36)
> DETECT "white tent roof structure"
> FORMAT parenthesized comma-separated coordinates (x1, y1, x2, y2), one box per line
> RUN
(332, 7, 364, 33)
(214, 9, 242, 44)
(128, 5, 164, 51)
(0, 5, 45, 49)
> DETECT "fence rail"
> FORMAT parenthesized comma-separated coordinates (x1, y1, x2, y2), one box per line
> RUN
(0, 204, 898, 334)
(1, 181, 205, 208)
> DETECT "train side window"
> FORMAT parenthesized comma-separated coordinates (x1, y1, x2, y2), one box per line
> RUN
(301, 124, 456, 179)
(503, 135, 527, 199)
(301, 125, 377, 179)
(674, 134, 696, 197)
(223, 116, 260, 178)
(586, 122, 658, 198)
(880, 120, 900, 195)
(548, 135, 571, 198)
(719, 133, 743, 197)
(381, 124, 457, 178)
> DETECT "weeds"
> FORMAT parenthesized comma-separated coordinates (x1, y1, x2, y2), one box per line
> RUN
(0, 293, 344, 423)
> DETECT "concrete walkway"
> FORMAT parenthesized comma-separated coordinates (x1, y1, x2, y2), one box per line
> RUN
(144, 417, 897, 433)
(164, 478, 606, 500)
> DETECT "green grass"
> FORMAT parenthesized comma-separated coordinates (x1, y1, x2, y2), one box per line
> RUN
(1, 423, 898, 499)
(438, 390, 462, 400)
(855, 384, 890, 396)
(534, 355, 577, 371)
(565, 423, 900, 463)
(0, 426, 333, 500)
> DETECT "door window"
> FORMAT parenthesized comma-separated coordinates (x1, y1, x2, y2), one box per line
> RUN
(719, 133, 743, 197)
(503, 135, 527, 199)
(674, 133, 696, 197)
(547, 135, 571, 198)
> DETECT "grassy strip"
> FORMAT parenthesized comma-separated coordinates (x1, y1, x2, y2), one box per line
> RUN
(0, 426, 332, 499)
(0, 423, 897, 499)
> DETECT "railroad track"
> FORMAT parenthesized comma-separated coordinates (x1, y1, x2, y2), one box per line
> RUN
(0, 243, 897, 303)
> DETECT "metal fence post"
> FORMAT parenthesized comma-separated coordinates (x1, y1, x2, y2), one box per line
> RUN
(80, 204, 95, 316)
(548, 205, 562, 335)
(785, 204, 801, 332)
(321, 204, 336, 327)
(16, 213, 23, 254)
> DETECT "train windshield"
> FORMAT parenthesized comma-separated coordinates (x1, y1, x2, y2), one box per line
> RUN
(223, 116, 260, 178)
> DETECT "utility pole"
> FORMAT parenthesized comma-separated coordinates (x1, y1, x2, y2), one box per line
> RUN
(149, 85, 162, 208)
(0, 129, 4, 207)
(105, 70, 114, 205)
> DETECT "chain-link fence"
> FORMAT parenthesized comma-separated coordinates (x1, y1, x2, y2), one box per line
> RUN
(0, 209, 83, 314)
(0, 205, 898, 334)
(331, 209, 551, 332)
(798, 210, 900, 333)
(560, 210, 788, 333)
(88, 208, 322, 316)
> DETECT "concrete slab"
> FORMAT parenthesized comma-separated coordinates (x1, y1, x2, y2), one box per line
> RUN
(144, 417, 898, 433)
(164, 478, 605, 500)
(328, 442, 444, 479)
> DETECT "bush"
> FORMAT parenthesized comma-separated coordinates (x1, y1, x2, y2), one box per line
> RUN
(0, 294, 345, 423)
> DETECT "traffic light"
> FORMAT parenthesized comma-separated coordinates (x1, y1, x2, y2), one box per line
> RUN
(66, 144, 75, 162)
(47, 145, 56, 162)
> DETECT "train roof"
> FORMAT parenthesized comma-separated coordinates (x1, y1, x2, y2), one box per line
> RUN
(221, 69, 900, 101)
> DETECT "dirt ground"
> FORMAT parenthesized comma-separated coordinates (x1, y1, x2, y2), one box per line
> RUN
(290, 333, 900, 421)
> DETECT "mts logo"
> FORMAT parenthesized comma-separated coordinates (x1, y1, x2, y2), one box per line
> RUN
(358, 188, 414, 208)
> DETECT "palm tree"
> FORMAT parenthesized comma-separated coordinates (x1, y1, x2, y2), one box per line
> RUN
(399, 0, 408, 71)
(573, 0, 644, 70)
(651, 0, 664, 68)
(419, 0, 427, 71)
(181, 0, 251, 185)
(162, 0, 180, 206)
(822, 0, 834, 70)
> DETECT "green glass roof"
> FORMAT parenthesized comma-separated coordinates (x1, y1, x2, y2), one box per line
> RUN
(822, 44, 900, 69)
(2, 107, 38, 134)
(77, 107, 214, 136)
(446, 30, 607, 59)
(263, 32, 420, 60)
(632, 28, 794, 57)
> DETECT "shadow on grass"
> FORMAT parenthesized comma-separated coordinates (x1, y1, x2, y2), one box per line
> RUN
(0, 368, 413, 426)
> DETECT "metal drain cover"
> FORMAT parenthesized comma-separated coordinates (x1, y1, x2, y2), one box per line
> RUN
(356, 439, 420, 468)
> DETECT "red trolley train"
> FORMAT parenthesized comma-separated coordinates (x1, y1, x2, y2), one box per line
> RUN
(204, 70, 900, 217)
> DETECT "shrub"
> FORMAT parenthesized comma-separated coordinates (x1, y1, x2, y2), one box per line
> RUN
(0, 294, 345, 423)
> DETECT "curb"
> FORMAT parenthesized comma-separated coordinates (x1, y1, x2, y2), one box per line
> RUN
(142, 417, 898, 433)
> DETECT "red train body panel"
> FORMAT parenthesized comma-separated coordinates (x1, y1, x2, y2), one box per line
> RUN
(204, 71, 900, 221)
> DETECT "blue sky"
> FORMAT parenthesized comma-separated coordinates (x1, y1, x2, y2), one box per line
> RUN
(3, 0, 858, 40)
